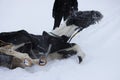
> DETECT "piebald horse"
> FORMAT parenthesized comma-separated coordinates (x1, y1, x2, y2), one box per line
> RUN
(0, 10, 103, 68)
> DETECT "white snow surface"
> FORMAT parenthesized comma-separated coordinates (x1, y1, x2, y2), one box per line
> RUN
(0, 0, 120, 80)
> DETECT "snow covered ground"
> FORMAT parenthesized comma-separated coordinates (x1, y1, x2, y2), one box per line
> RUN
(0, 0, 120, 80)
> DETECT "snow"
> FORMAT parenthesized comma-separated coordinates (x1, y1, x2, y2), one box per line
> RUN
(0, 0, 120, 80)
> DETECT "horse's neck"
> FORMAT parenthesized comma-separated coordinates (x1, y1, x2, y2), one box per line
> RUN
(52, 23, 78, 37)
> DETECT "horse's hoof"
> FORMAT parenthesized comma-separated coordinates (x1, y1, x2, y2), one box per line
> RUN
(39, 56, 47, 66)
(24, 58, 32, 67)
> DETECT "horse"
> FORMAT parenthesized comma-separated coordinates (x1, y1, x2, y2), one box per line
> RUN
(0, 10, 103, 68)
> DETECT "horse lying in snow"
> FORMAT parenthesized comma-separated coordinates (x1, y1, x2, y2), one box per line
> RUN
(0, 10, 103, 69)
(0, 30, 83, 68)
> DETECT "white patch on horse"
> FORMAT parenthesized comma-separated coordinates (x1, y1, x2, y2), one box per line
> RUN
(47, 44, 85, 62)
(52, 21, 78, 37)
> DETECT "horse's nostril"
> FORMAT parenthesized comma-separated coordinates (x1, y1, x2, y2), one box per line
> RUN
(39, 55, 47, 66)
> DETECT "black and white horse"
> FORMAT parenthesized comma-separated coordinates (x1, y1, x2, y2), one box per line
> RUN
(0, 10, 103, 68)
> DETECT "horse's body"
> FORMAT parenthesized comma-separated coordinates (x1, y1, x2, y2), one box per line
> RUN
(0, 10, 103, 68)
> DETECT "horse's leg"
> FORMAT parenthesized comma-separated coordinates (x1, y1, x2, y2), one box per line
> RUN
(0, 43, 40, 67)
(61, 43, 85, 63)
(48, 43, 85, 63)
